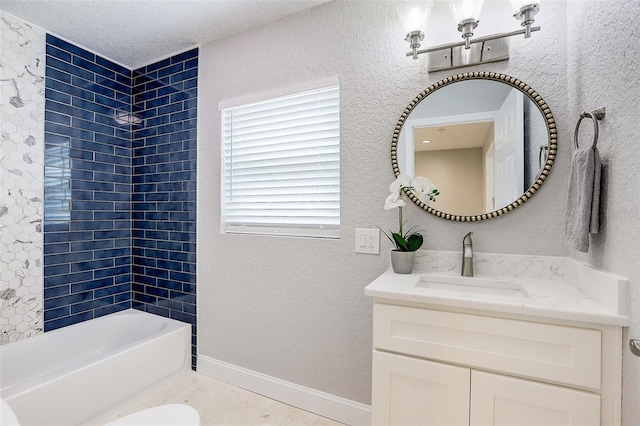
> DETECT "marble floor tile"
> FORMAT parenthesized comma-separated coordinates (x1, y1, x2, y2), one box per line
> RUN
(107, 371, 347, 426)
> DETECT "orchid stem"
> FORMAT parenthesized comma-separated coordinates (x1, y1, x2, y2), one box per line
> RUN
(398, 206, 403, 237)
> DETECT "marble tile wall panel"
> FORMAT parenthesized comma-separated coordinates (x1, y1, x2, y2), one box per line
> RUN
(414, 249, 565, 280)
(0, 12, 46, 344)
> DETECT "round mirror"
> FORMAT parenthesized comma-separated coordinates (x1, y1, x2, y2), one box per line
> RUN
(391, 72, 556, 221)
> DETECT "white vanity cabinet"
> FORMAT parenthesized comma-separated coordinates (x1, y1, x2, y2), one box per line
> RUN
(371, 302, 622, 426)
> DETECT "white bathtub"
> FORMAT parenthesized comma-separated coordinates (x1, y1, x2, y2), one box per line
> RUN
(0, 309, 191, 426)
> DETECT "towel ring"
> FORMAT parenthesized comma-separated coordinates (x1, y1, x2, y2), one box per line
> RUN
(574, 106, 606, 149)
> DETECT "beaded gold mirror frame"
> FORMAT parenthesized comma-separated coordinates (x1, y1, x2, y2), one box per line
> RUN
(391, 72, 557, 222)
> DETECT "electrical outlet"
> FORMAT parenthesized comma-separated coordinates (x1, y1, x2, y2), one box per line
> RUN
(355, 228, 380, 254)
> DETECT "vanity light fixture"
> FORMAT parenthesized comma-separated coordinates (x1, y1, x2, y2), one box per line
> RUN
(397, 0, 433, 59)
(448, 0, 485, 49)
(398, 0, 541, 71)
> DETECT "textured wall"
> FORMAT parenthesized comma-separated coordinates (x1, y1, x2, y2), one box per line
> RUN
(565, 2, 640, 424)
(198, 0, 570, 404)
(131, 49, 198, 368)
(43, 34, 133, 330)
(0, 12, 45, 344)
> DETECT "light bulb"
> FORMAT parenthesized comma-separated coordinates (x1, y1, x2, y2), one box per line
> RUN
(397, 0, 433, 34)
(448, 0, 485, 24)
(397, 0, 433, 59)
(448, 0, 484, 49)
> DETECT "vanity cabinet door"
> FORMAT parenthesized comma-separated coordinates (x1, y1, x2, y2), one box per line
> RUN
(372, 351, 470, 426)
(470, 370, 601, 426)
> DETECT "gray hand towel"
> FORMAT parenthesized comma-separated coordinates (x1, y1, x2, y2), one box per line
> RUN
(565, 147, 602, 252)
(589, 148, 601, 234)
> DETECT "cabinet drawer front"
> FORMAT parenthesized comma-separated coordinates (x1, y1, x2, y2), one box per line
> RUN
(373, 303, 601, 389)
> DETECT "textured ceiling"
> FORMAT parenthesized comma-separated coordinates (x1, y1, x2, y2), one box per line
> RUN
(0, 0, 331, 69)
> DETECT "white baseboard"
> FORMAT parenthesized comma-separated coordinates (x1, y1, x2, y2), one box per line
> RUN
(197, 354, 371, 425)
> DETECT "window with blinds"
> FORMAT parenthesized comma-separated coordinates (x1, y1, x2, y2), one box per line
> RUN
(220, 81, 340, 238)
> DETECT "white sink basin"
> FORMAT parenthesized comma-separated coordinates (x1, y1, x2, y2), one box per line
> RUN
(365, 254, 629, 326)
(416, 274, 530, 298)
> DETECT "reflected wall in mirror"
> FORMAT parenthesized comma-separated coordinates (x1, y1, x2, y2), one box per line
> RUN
(392, 72, 556, 222)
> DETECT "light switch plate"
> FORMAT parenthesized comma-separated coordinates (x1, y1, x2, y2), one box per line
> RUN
(355, 228, 380, 254)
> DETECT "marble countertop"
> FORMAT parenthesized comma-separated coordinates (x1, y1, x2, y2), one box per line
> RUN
(365, 252, 629, 327)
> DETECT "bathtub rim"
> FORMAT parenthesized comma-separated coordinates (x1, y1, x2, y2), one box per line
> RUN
(0, 308, 191, 399)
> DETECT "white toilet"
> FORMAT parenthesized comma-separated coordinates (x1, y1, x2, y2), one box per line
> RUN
(1, 398, 200, 426)
(1, 398, 21, 426)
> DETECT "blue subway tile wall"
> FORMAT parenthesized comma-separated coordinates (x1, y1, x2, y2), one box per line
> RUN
(43, 36, 198, 368)
(44, 34, 133, 329)
(132, 49, 198, 368)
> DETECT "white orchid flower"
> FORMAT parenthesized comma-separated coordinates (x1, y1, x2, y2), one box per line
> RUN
(389, 173, 412, 193)
(414, 191, 430, 205)
(381, 174, 438, 255)
(384, 191, 406, 210)
(414, 176, 436, 193)
(413, 176, 438, 205)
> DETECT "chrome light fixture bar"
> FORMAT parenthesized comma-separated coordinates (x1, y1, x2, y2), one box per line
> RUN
(408, 24, 541, 58)
(398, 0, 541, 70)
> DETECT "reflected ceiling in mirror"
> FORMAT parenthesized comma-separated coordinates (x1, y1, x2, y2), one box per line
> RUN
(391, 72, 557, 222)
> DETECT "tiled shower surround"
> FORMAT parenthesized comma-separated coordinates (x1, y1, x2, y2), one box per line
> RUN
(131, 50, 198, 360)
(42, 35, 197, 366)
(43, 35, 134, 328)
(0, 13, 46, 344)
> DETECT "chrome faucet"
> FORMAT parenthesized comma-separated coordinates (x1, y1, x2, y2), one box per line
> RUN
(461, 232, 473, 277)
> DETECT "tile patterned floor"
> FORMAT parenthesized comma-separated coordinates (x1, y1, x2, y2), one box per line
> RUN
(105, 371, 347, 425)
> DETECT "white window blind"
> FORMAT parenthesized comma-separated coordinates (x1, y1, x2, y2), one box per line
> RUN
(221, 82, 340, 238)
